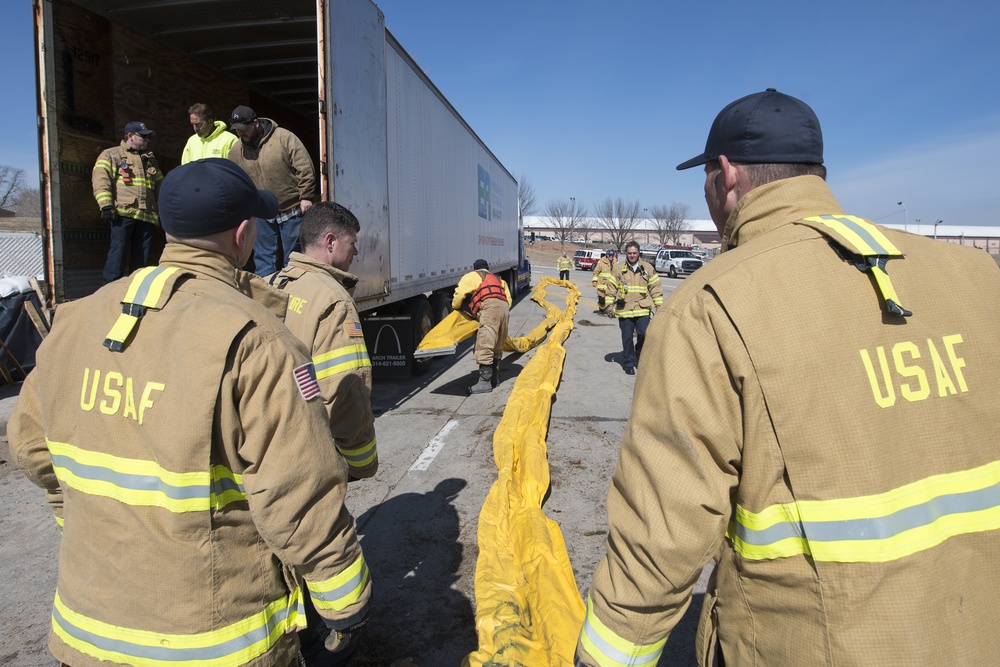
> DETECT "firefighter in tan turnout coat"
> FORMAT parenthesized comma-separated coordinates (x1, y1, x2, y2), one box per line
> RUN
(577, 90, 1000, 666)
(591, 249, 615, 311)
(268, 201, 378, 481)
(9, 159, 371, 667)
(453, 258, 511, 393)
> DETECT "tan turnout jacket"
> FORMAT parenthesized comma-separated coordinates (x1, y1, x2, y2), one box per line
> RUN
(591, 255, 613, 294)
(9, 244, 371, 667)
(227, 118, 316, 213)
(92, 141, 163, 225)
(269, 252, 378, 479)
(579, 176, 1000, 666)
(604, 258, 663, 318)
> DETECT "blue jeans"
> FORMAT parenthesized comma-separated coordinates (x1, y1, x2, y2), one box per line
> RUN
(103, 216, 155, 283)
(618, 315, 649, 371)
(252, 214, 301, 276)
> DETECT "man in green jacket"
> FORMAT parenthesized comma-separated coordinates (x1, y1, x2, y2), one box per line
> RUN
(181, 103, 238, 164)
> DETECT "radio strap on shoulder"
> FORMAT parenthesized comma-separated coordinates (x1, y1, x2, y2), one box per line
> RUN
(800, 214, 912, 318)
(103, 266, 188, 352)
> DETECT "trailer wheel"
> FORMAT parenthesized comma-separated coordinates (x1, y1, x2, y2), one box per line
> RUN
(429, 292, 452, 324)
(506, 270, 517, 300)
(403, 297, 434, 375)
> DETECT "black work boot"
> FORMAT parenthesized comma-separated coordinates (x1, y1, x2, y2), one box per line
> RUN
(469, 365, 494, 394)
(491, 359, 500, 387)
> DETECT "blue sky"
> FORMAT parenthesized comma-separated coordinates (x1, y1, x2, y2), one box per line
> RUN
(3, 1, 999, 227)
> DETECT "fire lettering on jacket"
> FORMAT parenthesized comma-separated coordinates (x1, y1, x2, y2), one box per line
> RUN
(288, 296, 308, 315)
(860, 334, 968, 408)
(79, 368, 165, 424)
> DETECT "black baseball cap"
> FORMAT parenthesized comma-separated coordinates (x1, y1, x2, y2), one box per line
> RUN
(473, 259, 489, 270)
(158, 158, 278, 238)
(229, 105, 257, 131)
(676, 89, 823, 170)
(124, 121, 154, 137)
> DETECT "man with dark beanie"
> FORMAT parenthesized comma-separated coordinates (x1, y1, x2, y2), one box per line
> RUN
(9, 158, 372, 667)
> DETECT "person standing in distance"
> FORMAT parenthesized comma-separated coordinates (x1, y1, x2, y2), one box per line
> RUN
(557, 251, 573, 281)
(92, 120, 163, 283)
(181, 102, 238, 164)
(453, 259, 511, 393)
(576, 89, 1000, 667)
(11, 158, 372, 667)
(591, 249, 615, 313)
(603, 240, 662, 375)
(228, 105, 317, 276)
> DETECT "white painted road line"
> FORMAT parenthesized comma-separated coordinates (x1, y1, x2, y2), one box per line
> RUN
(409, 419, 459, 472)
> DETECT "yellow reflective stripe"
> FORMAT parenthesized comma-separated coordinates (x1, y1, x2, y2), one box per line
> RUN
(868, 264, 904, 308)
(123, 266, 177, 308)
(309, 555, 369, 612)
(338, 438, 377, 469)
(615, 309, 651, 318)
(52, 589, 300, 666)
(622, 285, 648, 294)
(313, 344, 371, 381)
(96, 192, 113, 206)
(104, 312, 140, 346)
(105, 267, 178, 348)
(120, 209, 160, 225)
(729, 459, 1000, 563)
(54, 514, 64, 529)
(804, 214, 901, 257)
(94, 159, 114, 172)
(579, 595, 666, 667)
(47, 440, 246, 513)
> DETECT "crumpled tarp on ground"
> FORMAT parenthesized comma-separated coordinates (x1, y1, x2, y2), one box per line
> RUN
(462, 277, 585, 667)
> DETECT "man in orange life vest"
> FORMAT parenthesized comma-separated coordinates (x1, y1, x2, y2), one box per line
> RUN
(452, 258, 511, 393)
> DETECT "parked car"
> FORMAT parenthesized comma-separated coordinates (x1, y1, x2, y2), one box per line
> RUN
(573, 248, 605, 271)
(655, 248, 704, 278)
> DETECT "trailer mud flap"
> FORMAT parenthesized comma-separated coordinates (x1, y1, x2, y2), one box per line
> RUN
(361, 316, 412, 379)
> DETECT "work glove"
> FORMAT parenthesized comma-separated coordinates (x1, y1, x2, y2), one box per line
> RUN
(615, 298, 626, 309)
(101, 207, 118, 223)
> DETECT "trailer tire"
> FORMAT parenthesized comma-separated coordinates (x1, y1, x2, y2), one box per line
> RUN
(403, 297, 434, 375)
(429, 292, 452, 324)
(505, 270, 517, 300)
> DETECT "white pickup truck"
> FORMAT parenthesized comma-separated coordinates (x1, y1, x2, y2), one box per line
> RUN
(654, 248, 704, 278)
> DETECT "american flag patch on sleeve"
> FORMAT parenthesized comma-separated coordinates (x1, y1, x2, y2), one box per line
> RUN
(346, 320, 364, 338)
(293, 362, 321, 400)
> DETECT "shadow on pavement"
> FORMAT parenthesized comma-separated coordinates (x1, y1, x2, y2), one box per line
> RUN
(355, 478, 477, 666)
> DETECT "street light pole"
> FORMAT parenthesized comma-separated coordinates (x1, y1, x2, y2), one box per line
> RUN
(934, 219, 943, 241)
(897, 201, 907, 232)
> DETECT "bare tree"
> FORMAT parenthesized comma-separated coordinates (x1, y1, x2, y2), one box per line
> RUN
(545, 198, 588, 246)
(0, 165, 25, 211)
(518, 175, 538, 226)
(593, 197, 643, 250)
(650, 202, 692, 245)
(15, 187, 42, 218)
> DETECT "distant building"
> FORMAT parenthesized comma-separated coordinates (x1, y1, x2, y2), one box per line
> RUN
(0, 208, 15, 218)
(523, 216, 1000, 257)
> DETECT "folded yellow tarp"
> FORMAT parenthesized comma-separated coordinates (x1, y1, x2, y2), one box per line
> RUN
(463, 277, 585, 667)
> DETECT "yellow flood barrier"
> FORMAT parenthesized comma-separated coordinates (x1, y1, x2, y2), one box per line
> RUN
(463, 277, 585, 667)
(416, 279, 575, 356)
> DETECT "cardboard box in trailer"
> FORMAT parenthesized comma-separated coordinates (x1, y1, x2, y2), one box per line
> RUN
(32, 0, 531, 371)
